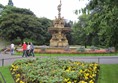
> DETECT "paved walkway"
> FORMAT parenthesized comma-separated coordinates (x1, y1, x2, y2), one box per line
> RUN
(0, 52, 118, 66)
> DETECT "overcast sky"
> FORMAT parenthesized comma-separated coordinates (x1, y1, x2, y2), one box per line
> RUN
(0, 0, 89, 21)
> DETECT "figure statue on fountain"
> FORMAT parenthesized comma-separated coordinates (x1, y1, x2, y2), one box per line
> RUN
(53, 16, 65, 28)
(57, 0, 62, 13)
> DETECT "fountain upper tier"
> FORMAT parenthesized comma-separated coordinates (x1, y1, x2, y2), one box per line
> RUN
(48, 0, 71, 47)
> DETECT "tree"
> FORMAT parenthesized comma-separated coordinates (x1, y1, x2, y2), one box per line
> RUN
(72, 14, 90, 47)
(0, 4, 4, 15)
(0, 6, 52, 45)
(38, 17, 52, 45)
(75, 0, 118, 49)
(85, 0, 118, 49)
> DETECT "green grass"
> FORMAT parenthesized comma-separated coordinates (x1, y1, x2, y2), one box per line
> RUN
(0, 64, 118, 83)
(0, 66, 15, 83)
(15, 52, 118, 56)
(98, 64, 118, 83)
(0, 77, 4, 83)
(38, 53, 118, 56)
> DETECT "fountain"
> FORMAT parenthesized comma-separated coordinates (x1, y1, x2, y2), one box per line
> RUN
(48, 0, 71, 47)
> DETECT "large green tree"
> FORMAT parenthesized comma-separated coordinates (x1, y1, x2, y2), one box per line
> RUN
(72, 14, 91, 47)
(38, 17, 52, 45)
(74, 0, 118, 49)
(0, 6, 52, 45)
(85, 0, 118, 49)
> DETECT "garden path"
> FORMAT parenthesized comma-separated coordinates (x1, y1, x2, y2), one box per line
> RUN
(0, 52, 118, 66)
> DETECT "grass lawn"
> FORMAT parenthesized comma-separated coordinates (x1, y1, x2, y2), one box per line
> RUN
(0, 64, 118, 83)
(98, 64, 118, 83)
(15, 52, 118, 56)
(0, 66, 14, 83)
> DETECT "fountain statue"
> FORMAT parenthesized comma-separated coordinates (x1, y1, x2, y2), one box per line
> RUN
(48, 0, 71, 47)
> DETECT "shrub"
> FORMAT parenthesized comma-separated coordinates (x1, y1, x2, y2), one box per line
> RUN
(40, 45, 47, 52)
(90, 46, 97, 51)
(10, 58, 100, 83)
(106, 47, 115, 53)
(76, 46, 85, 52)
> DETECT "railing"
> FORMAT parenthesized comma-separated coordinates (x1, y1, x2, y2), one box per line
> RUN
(0, 72, 6, 83)
(0, 57, 24, 66)
(0, 56, 118, 66)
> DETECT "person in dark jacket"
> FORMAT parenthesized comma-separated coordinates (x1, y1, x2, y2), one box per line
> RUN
(30, 42, 35, 57)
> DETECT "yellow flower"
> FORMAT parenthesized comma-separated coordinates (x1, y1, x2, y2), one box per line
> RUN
(74, 80, 77, 82)
(79, 80, 87, 83)
(11, 72, 15, 75)
(11, 65, 15, 68)
(89, 80, 94, 83)
(16, 78, 20, 82)
(79, 69, 83, 73)
(85, 73, 89, 77)
(15, 66, 19, 69)
(20, 80, 25, 83)
(16, 74, 20, 78)
(67, 81, 71, 83)
(92, 74, 96, 77)
(64, 78, 69, 82)
(84, 76, 88, 80)
(93, 66, 97, 70)
(66, 69, 70, 72)
(13, 69, 16, 71)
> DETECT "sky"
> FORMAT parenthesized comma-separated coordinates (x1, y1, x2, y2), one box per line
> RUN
(0, 0, 89, 22)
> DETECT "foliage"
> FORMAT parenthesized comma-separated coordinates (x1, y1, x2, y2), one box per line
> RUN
(0, 6, 52, 45)
(90, 46, 97, 51)
(1, 64, 118, 83)
(0, 4, 4, 15)
(10, 58, 99, 83)
(73, 0, 118, 49)
(72, 14, 90, 46)
(76, 46, 85, 52)
(2, 6, 34, 16)
(0, 4, 4, 8)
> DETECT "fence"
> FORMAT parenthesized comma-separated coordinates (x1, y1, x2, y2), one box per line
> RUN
(0, 56, 118, 66)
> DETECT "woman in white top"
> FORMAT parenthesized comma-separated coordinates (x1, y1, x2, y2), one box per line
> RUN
(10, 43, 15, 55)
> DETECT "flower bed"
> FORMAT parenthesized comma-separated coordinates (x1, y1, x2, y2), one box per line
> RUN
(10, 58, 100, 83)
(16, 47, 115, 54)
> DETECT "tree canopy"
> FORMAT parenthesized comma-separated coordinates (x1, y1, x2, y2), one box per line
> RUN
(72, 0, 118, 49)
(0, 6, 52, 45)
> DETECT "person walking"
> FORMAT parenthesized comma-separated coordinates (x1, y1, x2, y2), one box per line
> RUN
(10, 43, 15, 55)
(30, 42, 35, 57)
(22, 42, 27, 57)
(26, 42, 30, 56)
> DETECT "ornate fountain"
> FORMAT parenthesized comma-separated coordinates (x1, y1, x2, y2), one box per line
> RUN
(48, 0, 71, 47)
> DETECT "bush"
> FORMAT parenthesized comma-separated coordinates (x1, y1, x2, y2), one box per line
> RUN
(40, 45, 47, 52)
(106, 47, 115, 53)
(90, 46, 97, 51)
(76, 46, 85, 52)
(10, 58, 100, 83)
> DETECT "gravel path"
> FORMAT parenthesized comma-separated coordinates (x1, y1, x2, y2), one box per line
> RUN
(0, 52, 118, 66)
